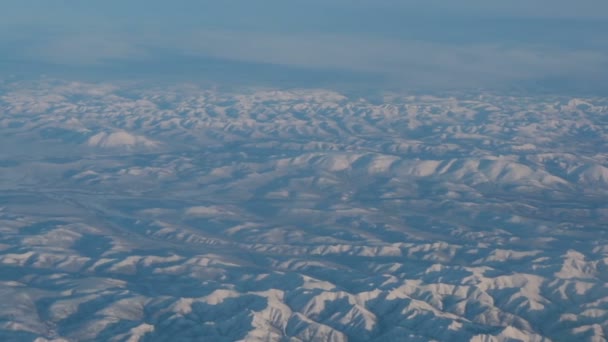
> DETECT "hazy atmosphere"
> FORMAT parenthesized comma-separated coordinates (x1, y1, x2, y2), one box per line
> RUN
(2, 1, 608, 92)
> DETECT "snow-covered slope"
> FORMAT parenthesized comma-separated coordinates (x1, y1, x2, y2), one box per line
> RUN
(0, 80, 607, 341)
(87, 131, 159, 149)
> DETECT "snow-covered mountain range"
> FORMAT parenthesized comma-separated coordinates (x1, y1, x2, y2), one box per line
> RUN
(0, 79, 607, 341)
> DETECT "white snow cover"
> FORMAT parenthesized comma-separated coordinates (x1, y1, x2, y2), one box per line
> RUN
(87, 131, 159, 148)
(0, 79, 607, 341)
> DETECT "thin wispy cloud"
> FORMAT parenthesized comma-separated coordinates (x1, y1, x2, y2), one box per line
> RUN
(20, 34, 148, 66)
(1, 0, 607, 92)
(8, 29, 606, 90)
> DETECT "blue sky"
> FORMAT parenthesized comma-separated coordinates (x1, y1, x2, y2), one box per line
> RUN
(1, 1, 607, 92)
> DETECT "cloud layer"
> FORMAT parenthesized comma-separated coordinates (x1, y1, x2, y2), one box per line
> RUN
(1, 1, 607, 92)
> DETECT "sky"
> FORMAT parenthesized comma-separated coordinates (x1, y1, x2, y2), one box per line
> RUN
(1, 0, 607, 93)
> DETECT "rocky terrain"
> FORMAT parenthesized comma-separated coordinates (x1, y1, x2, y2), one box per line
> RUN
(0, 79, 607, 341)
